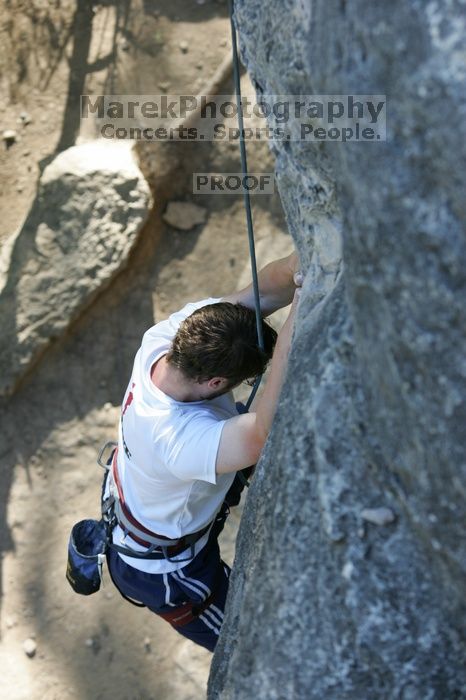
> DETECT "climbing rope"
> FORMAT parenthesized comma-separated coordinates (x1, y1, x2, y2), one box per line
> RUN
(228, 0, 264, 414)
(229, 0, 265, 489)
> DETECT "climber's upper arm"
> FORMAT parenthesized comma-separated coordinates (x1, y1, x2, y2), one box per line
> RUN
(216, 412, 264, 474)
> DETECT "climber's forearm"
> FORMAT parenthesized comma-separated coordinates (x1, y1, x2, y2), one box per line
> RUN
(222, 251, 300, 316)
(255, 252, 299, 316)
(253, 293, 297, 443)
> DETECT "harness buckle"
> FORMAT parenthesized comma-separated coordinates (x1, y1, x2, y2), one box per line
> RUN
(97, 441, 118, 470)
(162, 542, 196, 564)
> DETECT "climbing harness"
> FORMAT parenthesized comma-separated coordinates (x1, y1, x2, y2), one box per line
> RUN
(67, 443, 229, 625)
(102, 443, 212, 563)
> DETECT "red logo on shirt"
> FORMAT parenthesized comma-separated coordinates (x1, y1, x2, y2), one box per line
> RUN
(122, 383, 135, 416)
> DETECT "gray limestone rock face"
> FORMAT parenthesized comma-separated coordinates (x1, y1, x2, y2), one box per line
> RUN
(0, 141, 151, 396)
(208, 1, 466, 698)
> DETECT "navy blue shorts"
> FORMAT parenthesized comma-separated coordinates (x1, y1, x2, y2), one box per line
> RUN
(107, 468, 251, 653)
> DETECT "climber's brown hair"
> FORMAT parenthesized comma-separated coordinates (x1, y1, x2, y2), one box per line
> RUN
(166, 302, 277, 386)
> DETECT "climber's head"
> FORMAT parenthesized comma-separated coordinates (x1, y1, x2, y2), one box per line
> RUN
(166, 302, 277, 399)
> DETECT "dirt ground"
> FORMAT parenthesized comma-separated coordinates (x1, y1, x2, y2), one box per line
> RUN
(0, 2, 290, 699)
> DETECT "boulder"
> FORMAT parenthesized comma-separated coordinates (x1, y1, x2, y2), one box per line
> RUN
(0, 141, 151, 396)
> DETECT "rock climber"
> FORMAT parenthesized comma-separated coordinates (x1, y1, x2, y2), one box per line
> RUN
(104, 250, 302, 652)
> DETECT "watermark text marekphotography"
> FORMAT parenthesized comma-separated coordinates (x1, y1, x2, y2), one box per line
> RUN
(81, 94, 387, 142)
(193, 173, 275, 195)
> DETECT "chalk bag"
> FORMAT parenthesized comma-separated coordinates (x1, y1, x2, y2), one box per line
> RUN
(66, 519, 108, 596)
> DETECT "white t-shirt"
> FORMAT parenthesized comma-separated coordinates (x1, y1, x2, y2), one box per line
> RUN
(111, 297, 237, 573)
